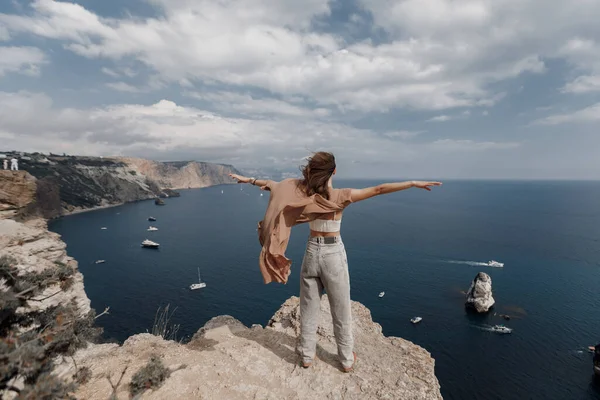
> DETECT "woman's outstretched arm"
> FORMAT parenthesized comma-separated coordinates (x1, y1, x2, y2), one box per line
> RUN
(350, 181, 442, 203)
(229, 174, 274, 189)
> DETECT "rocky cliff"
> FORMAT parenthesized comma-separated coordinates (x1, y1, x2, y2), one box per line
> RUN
(0, 170, 443, 400)
(3, 152, 240, 217)
(120, 157, 238, 190)
(57, 296, 442, 400)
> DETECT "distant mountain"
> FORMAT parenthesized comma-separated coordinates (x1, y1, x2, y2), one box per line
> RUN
(0, 152, 241, 217)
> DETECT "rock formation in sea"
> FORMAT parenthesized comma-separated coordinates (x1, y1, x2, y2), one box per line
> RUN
(2, 152, 241, 218)
(465, 272, 495, 313)
(0, 170, 443, 399)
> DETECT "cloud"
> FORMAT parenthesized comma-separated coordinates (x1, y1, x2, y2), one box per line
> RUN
(101, 67, 120, 78)
(562, 75, 600, 93)
(184, 91, 331, 118)
(0, 46, 46, 76)
(0, 0, 572, 113)
(533, 103, 600, 125)
(0, 91, 520, 169)
(427, 115, 453, 122)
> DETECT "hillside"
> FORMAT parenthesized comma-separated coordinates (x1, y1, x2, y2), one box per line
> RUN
(1, 153, 240, 217)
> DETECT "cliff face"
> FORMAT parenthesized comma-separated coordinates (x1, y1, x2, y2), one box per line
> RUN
(8, 153, 240, 217)
(120, 157, 240, 190)
(60, 296, 442, 400)
(0, 172, 91, 319)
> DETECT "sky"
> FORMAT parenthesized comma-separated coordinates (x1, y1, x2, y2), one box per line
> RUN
(1, 0, 599, 179)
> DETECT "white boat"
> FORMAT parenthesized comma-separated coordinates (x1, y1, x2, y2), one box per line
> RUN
(221, 190, 224, 194)
(95, 260, 105, 264)
(490, 324, 512, 334)
(378, 292, 385, 298)
(260, 193, 263, 197)
(147, 226, 158, 231)
(190, 267, 207, 290)
(148, 216, 157, 221)
(141, 239, 159, 248)
(487, 260, 504, 268)
(411, 317, 423, 324)
(100, 227, 107, 230)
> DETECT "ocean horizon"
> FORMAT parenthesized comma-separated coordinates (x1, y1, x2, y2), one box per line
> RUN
(50, 179, 600, 400)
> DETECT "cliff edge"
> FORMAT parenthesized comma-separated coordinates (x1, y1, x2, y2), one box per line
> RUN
(59, 296, 442, 400)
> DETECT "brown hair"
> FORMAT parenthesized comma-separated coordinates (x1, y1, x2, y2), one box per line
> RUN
(298, 152, 336, 200)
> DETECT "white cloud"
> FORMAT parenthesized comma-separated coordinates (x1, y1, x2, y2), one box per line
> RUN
(534, 103, 600, 125)
(427, 115, 453, 122)
(562, 75, 600, 93)
(0, 46, 46, 76)
(101, 67, 120, 78)
(0, 0, 578, 113)
(0, 91, 520, 171)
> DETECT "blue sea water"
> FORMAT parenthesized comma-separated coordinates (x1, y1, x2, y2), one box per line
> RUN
(49, 180, 600, 400)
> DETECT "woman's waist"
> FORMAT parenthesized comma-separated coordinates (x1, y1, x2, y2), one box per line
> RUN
(309, 229, 341, 238)
(307, 235, 343, 245)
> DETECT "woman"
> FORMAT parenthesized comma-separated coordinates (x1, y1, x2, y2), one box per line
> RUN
(230, 152, 441, 372)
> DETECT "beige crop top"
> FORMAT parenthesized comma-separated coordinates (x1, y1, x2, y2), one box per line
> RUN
(309, 212, 342, 232)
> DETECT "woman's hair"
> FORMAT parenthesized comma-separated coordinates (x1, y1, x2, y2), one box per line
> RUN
(298, 151, 336, 200)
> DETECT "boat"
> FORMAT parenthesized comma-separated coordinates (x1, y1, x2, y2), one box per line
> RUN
(378, 292, 385, 298)
(95, 260, 105, 264)
(411, 317, 422, 324)
(154, 198, 165, 206)
(221, 190, 224, 194)
(190, 267, 207, 290)
(147, 226, 158, 231)
(141, 239, 160, 248)
(487, 260, 504, 267)
(260, 193, 264, 197)
(100, 227, 107, 230)
(148, 216, 156, 221)
(490, 324, 512, 334)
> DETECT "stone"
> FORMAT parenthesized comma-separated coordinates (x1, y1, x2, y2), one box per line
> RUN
(465, 272, 495, 313)
(68, 296, 443, 400)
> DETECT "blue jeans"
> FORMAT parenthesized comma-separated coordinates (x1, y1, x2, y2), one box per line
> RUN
(299, 237, 354, 368)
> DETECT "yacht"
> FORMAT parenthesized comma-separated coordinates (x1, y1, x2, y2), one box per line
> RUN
(148, 216, 157, 221)
(190, 267, 207, 290)
(147, 226, 158, 231)
(411, 317, 422, 324)
(141, 239, 160, 248)
(487, 260, 504, 268)
(378, 292, 385, 298)
(100, 227, 107, 230)
(490, 324, 512, 334)
(95, 260, 105, 264)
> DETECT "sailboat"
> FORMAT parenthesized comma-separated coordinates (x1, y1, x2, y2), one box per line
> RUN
(190, 267, 207, 290)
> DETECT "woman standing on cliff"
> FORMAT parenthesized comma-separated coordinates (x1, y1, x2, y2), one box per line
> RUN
(229, 152, 441, 372)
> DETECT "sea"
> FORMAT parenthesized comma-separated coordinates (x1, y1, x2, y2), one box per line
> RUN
(48, 180, 600, 400)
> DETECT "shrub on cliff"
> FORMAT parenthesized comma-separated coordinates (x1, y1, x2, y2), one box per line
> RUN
(0, 256, 103, 397)
(129, 355, 171, 397)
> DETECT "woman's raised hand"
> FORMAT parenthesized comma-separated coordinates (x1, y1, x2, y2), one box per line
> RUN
(413, 181, 443, 191)
(229, 173, 249, 183)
